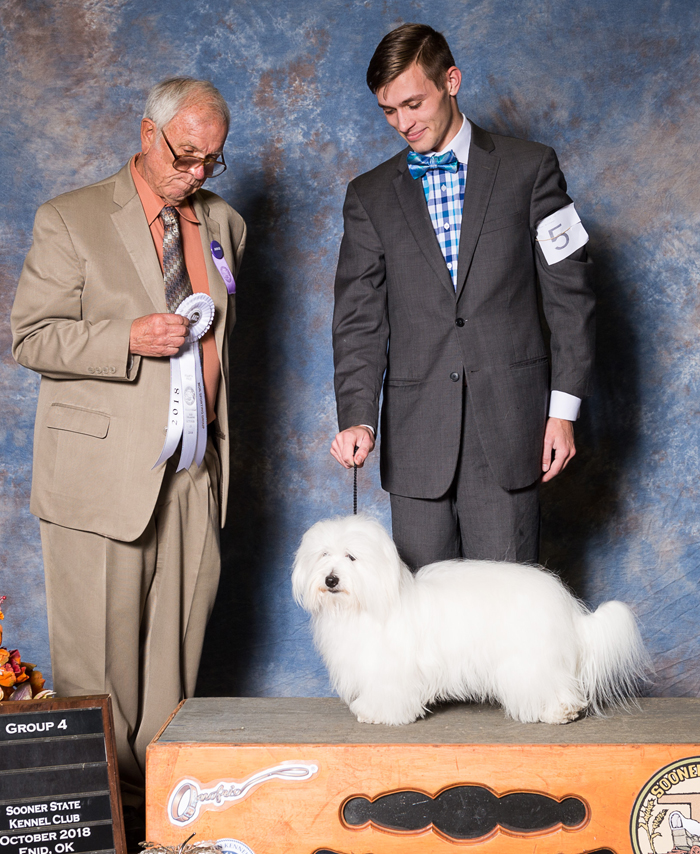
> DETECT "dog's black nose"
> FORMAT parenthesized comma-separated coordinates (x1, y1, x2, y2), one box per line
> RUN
(325, 574, 339, 589)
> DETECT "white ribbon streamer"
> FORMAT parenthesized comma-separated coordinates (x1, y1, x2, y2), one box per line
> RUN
(154, 293, 215, 471)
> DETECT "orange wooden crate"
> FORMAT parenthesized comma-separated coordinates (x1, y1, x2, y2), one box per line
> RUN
(146, 698, 700, 854)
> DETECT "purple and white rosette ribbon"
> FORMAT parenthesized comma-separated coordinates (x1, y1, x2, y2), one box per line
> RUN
(154, 292, 215, 471)
(210, 240, 236, 294)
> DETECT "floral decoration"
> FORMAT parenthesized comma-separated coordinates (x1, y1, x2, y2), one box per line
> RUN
(0, 597, 55, 701)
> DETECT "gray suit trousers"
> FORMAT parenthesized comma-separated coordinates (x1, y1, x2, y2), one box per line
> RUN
(390, 385, 540, 570)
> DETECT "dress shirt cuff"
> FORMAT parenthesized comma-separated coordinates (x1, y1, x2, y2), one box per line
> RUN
(127, 353, 141, 381)
(548, 390, 581, 421)
(360, 424, 375, 436)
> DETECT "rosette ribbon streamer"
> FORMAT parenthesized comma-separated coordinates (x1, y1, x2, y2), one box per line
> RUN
(210, 240, 236, 294)
(154, 292, 215, 472)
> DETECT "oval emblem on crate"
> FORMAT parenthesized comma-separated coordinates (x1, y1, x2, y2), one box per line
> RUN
(631, 756, 700, 854)
(215, 839, 255, 854)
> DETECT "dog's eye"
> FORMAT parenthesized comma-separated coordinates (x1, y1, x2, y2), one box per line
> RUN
(321, 552, 329, 557)
(346, 553, 356, 562)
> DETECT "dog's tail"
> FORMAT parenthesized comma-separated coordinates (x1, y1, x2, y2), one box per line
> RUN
(577, 601, 652, 713)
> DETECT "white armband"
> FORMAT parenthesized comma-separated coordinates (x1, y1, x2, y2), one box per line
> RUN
(536, 203, 589, 265)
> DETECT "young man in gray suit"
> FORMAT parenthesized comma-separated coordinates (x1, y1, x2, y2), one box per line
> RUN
(331, 24, 595, 569)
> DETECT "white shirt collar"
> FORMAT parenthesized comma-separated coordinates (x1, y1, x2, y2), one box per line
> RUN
(430, 113, 471, 164)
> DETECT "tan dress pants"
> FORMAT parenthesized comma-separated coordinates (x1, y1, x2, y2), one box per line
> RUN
(40, 440, 221, 806)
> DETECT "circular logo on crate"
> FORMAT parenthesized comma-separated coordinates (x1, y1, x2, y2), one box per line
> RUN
(216, 839, 255, 854)
(631, 756, 700, 853)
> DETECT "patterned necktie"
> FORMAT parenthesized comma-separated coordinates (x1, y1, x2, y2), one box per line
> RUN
(160, 205, 193, 312)
(407, 149, 459, 179)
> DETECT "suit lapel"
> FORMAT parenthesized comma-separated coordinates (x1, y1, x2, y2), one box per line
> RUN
(393, 156, 455, 296)
(110, 165, 229, 348)
(455, 123, 499, 300)
(110, 164, 168, 313)
(192, 195, 228, 355)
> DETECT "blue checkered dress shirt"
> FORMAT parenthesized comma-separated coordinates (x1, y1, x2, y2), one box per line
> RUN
(420, 160, 467, 289)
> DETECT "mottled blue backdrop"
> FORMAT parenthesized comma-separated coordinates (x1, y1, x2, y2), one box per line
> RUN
(1, 0, 698, 698)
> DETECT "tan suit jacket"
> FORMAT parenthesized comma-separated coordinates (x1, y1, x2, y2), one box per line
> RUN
(11, 162, 246, 542)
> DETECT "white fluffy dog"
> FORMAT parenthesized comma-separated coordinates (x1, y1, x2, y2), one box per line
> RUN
(292, 514, 650, 726)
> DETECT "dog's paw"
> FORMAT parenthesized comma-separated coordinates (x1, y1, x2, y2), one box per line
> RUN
(349, 697, 421, 726)
(538, 703, 584, 725)
(353, 711, 384, 725)
(349, 698, 392, 725)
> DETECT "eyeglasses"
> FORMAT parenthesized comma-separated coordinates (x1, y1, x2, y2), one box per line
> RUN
(161, 128, 227, 178)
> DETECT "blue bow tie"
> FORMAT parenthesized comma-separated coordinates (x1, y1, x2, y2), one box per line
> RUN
(407, 149, 459, 179)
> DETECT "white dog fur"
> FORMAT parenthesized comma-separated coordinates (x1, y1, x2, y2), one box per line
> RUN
(292, 514, 650, 726)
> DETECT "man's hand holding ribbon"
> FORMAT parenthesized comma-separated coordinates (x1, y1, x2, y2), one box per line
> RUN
(129, 312, 190, 357)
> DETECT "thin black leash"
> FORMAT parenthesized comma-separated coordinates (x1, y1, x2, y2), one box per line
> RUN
(353, 445, 358, 515)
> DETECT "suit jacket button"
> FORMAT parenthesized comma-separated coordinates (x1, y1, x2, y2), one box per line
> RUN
(450, 371, 460, 382)
(455, 317, 465, 327)
(87, 367, 94, 374)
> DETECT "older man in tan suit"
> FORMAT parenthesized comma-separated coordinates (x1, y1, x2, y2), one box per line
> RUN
(11, 78, 246, 821)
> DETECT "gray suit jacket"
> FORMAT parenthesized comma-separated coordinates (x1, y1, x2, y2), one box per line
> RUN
(11, 162, 246, 541)
(333, 121, 595, 496)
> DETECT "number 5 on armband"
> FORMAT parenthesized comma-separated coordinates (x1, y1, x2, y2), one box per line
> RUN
(536, 203, 589, 265)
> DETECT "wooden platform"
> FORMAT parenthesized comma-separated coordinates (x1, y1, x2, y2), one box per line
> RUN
(146, 697, 700, 854)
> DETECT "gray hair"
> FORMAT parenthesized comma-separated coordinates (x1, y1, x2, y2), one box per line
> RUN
(143, 77, 230, 131)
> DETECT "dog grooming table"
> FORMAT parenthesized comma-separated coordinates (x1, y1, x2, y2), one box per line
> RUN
(146, 697, 700, 854)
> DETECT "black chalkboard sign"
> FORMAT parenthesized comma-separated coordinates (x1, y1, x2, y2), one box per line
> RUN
(0, 696, 125, 854)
